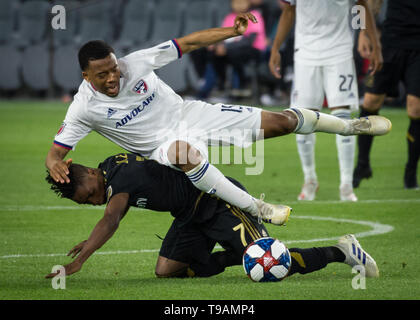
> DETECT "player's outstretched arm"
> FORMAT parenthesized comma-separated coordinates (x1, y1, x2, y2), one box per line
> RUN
(176, 12, 257, 54)
(46, 144, 71, 184)
(45, 193, 130, 278)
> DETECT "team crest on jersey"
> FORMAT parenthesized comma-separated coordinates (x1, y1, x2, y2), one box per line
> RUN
(133, 79, 148, 95)
(56, 122, 66, 136)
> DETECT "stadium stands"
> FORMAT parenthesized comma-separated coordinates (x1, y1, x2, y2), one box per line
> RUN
(53, 45, 82, 93)
(183, 1, 215, 35)
(114, 0, 154, 55)
(22, 43, 50, 91)
(0, 45, 22, 90)
(0, 0, 291, 101)
(77, 1, 113, 46)
(52, 1, 80, 49)
(15, 0, 51, 48)
(0, 0, 17, 45)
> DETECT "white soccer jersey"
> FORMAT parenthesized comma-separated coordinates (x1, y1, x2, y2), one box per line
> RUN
(284, 0, 357, 66)
(53, 39, 184, 157)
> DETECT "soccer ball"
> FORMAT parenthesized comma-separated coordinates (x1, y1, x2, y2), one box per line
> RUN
(243, 237, 291, 282)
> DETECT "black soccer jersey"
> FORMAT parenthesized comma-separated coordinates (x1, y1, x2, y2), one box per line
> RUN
(381, 0, 420, 50)
(97, 153, 223, 223)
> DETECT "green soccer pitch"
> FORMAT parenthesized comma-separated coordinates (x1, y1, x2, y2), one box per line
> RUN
(0, 100, 419, 300)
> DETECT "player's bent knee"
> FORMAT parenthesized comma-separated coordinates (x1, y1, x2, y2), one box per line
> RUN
(155, 256, 190, 278)
(154, 263, 174, 278)
(260, 110, 297, 138)
(167, 140, 203, 171)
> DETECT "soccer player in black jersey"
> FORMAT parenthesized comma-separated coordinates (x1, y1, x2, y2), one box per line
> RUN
(45, 153, 379, 279)
(354, 0, 420, 189)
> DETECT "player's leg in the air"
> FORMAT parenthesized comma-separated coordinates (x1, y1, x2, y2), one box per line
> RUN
(164, 139, 291, 226)
(151, 90, 390, 222)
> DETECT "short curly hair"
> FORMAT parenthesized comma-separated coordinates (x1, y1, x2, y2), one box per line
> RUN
(45, 164, 89, 199)
(78, 40, 115, 71)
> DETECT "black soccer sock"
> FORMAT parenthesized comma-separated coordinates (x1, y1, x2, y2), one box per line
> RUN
(287, 247, 345, 276)
(189, 250, 242, 277)
(406, 118, 420, 171)
(357, 107, 379, 166)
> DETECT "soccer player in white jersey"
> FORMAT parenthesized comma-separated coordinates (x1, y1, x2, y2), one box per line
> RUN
(269, 0, 383, 201)
(46, 12, 390, 224)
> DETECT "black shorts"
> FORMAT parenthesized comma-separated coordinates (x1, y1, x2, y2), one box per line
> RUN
(364, 46, 420, 98)
(159, 203, 269, 265)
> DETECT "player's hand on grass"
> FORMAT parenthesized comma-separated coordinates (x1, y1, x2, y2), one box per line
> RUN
(45, 260, 82, 279)
(234, 12, 258, 35)
(50, 158, 72, 184)
(269, 50, 282, 79)
(67, 240, 87, 259)
(44, 240, 86, 278)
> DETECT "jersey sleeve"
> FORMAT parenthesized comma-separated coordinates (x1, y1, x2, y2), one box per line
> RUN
(118, 39, 182, 75)
(53, 98, 92, 150)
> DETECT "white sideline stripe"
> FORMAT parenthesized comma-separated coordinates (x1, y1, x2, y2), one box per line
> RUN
(0, 249, 159, 260)
(0, 215, 394, 260)
(284, 215, 394, 244)
(0, 198, 419, 212)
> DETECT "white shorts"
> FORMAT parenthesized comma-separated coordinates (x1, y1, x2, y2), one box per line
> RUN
(291, 58, 359, 112)
(150, 100, 262, 168)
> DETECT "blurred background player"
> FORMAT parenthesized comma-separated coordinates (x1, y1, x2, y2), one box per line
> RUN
(353, 0, 420, 190)
(269, 0, 382, 201)
(44, 153, 378, 279)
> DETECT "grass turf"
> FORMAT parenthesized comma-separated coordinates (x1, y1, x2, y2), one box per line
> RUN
(0, 100, 419, 300)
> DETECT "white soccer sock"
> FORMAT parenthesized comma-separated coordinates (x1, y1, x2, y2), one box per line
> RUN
(185, 159, 258, 215)
(287, 107, 352, 135)
(332, 109, 356, 187)
(296, 133, 317, 182)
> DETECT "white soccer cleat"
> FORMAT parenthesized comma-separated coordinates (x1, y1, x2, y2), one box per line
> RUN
(298, 180, 319, 201)
(254, 194, 292, 226)
(350, 115, 392, 136)
(334, 234, 379, 278)
(340, 184, 358, 202)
